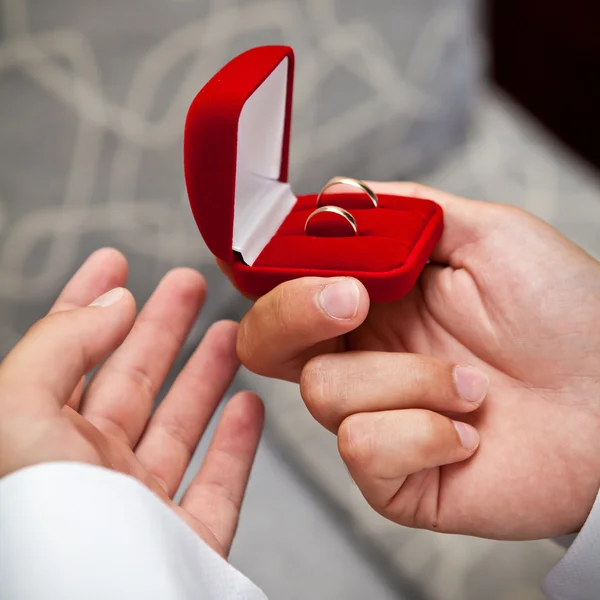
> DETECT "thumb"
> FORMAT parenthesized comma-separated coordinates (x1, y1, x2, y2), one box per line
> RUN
(238, 276, 370, 382)
(0, 288, 136, 410)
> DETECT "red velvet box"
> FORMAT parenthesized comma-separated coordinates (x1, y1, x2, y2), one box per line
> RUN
(184, 46, 443, 302)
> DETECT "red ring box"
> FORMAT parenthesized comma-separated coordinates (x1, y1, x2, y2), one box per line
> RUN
(184, 46, 443, 302)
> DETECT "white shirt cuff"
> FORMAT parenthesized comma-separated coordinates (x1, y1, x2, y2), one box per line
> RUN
(0, 462, 268, 600)
(543, 488, 600, 600)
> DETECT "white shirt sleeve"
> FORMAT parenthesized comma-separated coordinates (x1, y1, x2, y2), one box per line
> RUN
(0, 462, 268, 600)
(542, 488, 600, 600)
(4, 462, 599, 600)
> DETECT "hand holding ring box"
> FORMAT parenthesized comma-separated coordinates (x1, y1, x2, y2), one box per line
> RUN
(184, 46, 443, 303)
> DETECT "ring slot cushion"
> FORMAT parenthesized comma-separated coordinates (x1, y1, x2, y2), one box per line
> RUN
(184, 45, 444, 302)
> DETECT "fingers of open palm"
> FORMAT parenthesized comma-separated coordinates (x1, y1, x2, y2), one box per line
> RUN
(82, 269, 207, 447)
(338, 409, 480, 517)
(180, 392, 264, 558)
(49, 248, 129, 409)
(135, 321, 242, 497)
(301, 352, 489, 432)
(0, 289, 136, 414)
(238, 277, 370, 382)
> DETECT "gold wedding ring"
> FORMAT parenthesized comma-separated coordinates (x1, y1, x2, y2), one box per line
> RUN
(316, 176, 379, 208)
(305, 205, 358, 237)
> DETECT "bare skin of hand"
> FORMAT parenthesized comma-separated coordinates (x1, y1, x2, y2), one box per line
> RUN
(0, 249, 264, 558)
(220, 182, 600, 541)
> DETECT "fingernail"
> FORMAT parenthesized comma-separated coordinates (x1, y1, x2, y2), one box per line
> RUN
(89, 287, 125, 307)
(319, 279, 360, 320)
(453, 421, 480, 450)
(454, 365, 489, 404)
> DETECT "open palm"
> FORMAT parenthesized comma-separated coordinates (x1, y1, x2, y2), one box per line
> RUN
(233, 182, 600, 541)
(0, 249, 263, 558)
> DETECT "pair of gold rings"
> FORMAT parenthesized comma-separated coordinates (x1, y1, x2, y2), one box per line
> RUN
(304, 177, 379, 237)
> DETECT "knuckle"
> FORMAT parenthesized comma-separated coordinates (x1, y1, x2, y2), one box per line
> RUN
(300, 357, 336, 424)
(236, 316, 278, 379)
(498, 202, 524, 217)
(24, 317, 46, 340)
(402, 181, 429, 199)
(27, 312, 60, 337)
(158, 419, 193, 458)
(118, 361, 156, 399)
(338, 414, 375, 472)
(489, 202, 528, 224)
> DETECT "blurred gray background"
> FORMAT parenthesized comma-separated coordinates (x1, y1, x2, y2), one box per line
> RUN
(1, 1, 599, 599)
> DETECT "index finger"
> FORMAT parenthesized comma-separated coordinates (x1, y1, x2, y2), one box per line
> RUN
(365, 181, 506, 266)
(238, 276, 369, 382)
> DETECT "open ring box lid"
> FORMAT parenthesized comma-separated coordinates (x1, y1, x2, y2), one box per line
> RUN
(184, 45, 443, 302)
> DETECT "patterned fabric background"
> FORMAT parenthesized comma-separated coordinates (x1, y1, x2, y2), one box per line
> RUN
(2, 1, 599, 599)
(0, 0, 480, 347)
